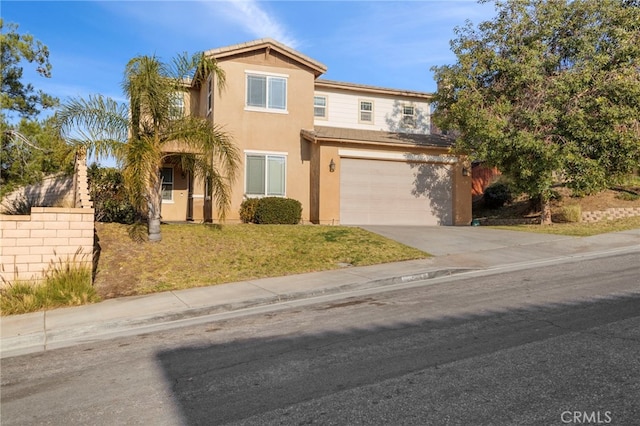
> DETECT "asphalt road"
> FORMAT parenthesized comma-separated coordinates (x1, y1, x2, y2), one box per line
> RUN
(1, 252, 639, 426)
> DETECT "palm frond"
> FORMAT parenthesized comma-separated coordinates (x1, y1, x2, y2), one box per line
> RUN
(54, 95, 129, 161)
(124, 55, 174, 132)
(208, 166, 233, 221)
(165, 117, 239, 182)
(122, 135, 162, 212)
(192, 52, 226, 94)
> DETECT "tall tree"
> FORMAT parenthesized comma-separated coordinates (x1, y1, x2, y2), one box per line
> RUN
(0, 20, 71, 199)
(1, 19, 58, 118)
(55, 53, 239, 241)
(1, 117, 75, 197)
(432, 0, 640, 223)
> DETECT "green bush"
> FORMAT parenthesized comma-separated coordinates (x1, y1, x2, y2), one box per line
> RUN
(483, 182, 513, 209)
(254, 197, 302, 224)
(239, 198, 260, 223)
(87, 164, 137, 224)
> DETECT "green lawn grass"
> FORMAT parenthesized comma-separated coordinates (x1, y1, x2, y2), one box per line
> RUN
(94, 223, 430, 298)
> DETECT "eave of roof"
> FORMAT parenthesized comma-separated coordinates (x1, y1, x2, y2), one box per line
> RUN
(315, 79, 433, 100)
(204, 38, 328, 77)
(301, 126, 455, 149)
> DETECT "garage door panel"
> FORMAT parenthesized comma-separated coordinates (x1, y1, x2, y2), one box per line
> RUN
(340, 158, 452, 226)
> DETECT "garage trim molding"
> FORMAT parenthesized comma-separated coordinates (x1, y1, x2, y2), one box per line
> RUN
(337, 149, 458, 164)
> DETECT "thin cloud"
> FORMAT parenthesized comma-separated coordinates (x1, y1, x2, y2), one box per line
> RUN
(214, 0, 299, 47)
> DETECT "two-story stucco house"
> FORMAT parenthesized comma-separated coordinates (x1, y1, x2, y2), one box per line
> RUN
(160, 38, 472, 226)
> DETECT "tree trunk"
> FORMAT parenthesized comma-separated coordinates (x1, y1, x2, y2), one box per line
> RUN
(540, 196, 552, 225)
(147, 176, 163, 242)
(148, 214, 162, 242)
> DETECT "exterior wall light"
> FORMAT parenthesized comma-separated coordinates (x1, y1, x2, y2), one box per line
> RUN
(329, 158, 336, 173)
(462, 166, 470, 177)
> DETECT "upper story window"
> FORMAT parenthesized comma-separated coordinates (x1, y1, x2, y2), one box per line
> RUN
(246, 71, 288, 113)
(359, 100, 374, 123)
(245, 152, 286, 197)
(169, 92, 185, 119)
(402, 105, 415, 127)
(314, 95, 327, 119)
(161, 167, 174, 201)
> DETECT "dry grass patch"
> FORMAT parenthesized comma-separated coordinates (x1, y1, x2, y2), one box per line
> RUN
(491, 216, 640, 237)
(94, 223, 428, 298)
(1, 257, 97, 316)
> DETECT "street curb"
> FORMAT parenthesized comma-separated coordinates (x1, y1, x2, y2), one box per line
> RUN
(0, 267, 473, 358)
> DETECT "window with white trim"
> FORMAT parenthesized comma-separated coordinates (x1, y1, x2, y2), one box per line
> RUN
(161, 167, 174, 201)
(245, 153, 286, 196)
(246, 73, 287, 112)
(359, 100, 373, 123)
(402, 105, 415, 127)
(314, 95, 327, 118)
(169, 92, 185, 119)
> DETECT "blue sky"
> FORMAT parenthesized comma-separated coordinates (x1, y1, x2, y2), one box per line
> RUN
(3, 0, 496, 116)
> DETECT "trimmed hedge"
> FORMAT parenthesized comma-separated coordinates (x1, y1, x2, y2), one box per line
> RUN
(240, 197, 302, 224)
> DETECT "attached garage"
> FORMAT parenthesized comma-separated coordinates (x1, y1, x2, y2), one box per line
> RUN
(303, 126, 472, 226)
(340, 157, 453, 226)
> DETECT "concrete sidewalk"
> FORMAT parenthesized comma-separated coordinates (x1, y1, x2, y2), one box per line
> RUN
(1, 227, 638, 358)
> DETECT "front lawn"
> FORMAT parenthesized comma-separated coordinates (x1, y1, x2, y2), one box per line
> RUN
(94, 223, 429, 298)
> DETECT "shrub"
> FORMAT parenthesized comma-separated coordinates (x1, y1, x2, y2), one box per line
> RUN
(483, 182, 513, 209)
(88, 164, 137, 224)
(0, 253, 98, 315)
(254, 197, 302, 224)
(615, 191, 640, 201)
(239, 198, 260, 223)
(556, 205, 582, 223)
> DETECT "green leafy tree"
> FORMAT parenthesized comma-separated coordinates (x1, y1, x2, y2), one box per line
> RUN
(55, 53, 239, 242)
(432, 0, 640, 223)
(1, 19, 58, 118)
(1, 117, 74, 197)
(0, 20, 69, 197)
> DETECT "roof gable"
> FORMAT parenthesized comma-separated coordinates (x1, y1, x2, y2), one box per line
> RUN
(205, 38, 327, 78)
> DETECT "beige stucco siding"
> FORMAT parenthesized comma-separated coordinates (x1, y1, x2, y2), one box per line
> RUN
(210, 51, 316, 223)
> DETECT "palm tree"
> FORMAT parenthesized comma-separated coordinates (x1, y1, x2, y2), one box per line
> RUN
(55, 52, 239, 242)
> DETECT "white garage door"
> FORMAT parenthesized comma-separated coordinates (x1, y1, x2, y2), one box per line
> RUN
(340, 158, 453, 225)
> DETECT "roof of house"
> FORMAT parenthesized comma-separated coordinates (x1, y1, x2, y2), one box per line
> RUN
(301, 126, 455, 149)
(315, 79, 433, 100)
(204, 38, 328, 77)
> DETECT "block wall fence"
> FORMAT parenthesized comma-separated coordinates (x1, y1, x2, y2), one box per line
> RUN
(0, 207, 95, 284)
(0, 149, 94, 285)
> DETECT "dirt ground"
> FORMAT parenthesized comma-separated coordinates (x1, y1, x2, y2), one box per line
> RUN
(474, 186, 640, 220)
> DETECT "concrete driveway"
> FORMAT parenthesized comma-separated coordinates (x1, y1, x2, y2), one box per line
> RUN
(361, 225, 575, 257)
